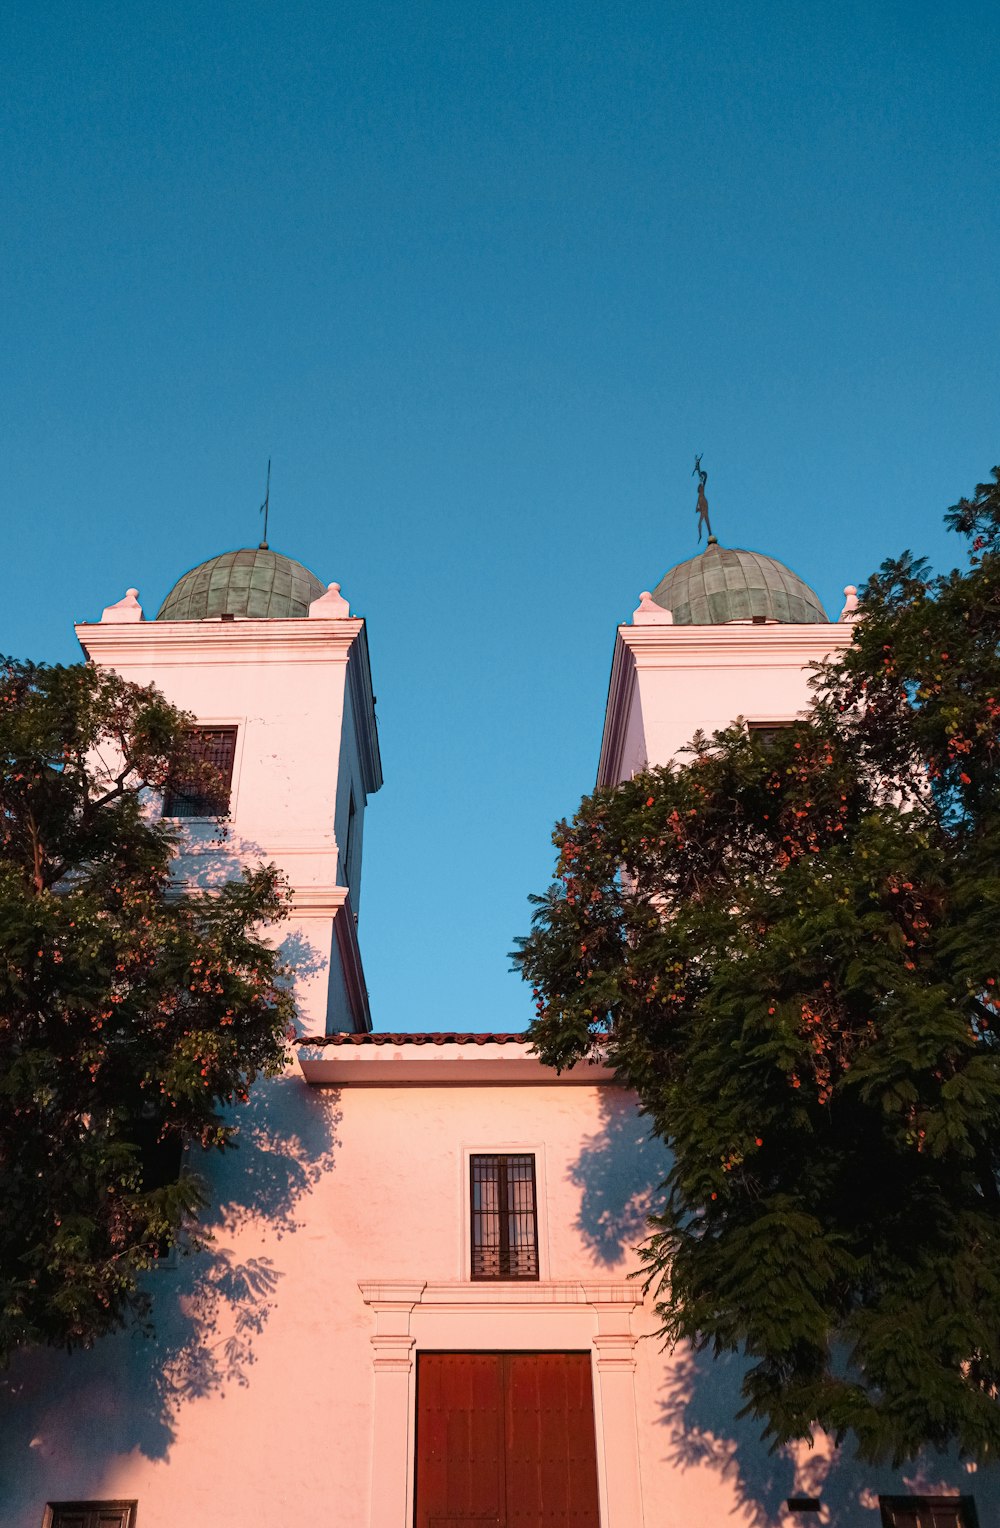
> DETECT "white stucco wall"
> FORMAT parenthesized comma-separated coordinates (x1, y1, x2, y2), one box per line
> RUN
(76, 617, 352, 875)
(1, 1051, 991, 1528)
(599, 622, 855, 785)
(75, 615, 380, 1033)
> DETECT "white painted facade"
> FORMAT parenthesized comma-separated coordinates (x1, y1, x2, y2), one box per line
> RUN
(1, 554, 994, 1528)
(76, 596, 382, 1034)
(599, 599, 857, 785)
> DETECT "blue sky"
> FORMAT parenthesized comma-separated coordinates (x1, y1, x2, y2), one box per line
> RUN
(3, 0, 998, 1031)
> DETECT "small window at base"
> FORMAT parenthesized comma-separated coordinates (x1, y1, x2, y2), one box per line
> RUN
(471, 1153, 539, 1280)
(43, 1502, 138, 1528)
(747, 720, 793, 750)
(879, 1495, 979, 1528)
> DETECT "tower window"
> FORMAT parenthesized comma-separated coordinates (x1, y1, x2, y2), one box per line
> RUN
(470, 1153, 539, 1280)
(162, 726, 238, 818)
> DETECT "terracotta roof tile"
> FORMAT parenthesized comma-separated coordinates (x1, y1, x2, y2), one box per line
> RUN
(297, 1031, 530, 1048)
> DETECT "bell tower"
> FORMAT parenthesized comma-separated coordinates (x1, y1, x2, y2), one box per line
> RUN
(599, 485, 860, 785)
(76, 545, 383, 1034)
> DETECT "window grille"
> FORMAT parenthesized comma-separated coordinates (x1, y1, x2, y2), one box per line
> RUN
(470, 1153, 539, 1280)
(162, 726, 237, 818)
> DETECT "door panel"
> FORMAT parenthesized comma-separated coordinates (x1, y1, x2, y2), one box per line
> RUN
(417, 1354, 505, 1526)
(506, 1353, 600, 1527)
(415, 1353, 600, 1528)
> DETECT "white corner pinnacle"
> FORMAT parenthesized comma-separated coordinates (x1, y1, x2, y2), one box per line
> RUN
(839, 585, 860, 622)
(309, 581, 351, 618)
(100, 588, 144, 623)
(632, 591, 674, 626)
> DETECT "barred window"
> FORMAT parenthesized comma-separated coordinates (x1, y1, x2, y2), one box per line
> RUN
(470, 1153, 539, 1281)
(162, 726, 237, 818)
(879, 1497, 979, 1528)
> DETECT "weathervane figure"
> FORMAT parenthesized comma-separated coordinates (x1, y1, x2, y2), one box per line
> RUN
(692, 454, 713, 543)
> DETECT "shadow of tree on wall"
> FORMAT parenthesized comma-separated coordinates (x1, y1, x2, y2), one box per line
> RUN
(657, 1344, 805, 1527)
(0, 1078, 342, 1517)
(655, 1342, 988, 1528)
(158, 1079, 342, 1406)
(571, 1089, 993, 1525)
(276, 926, 328, 993)
(568, 1085, 669, 1266)
(175, 833, 336, 1029)
(169, 824, 264, 892)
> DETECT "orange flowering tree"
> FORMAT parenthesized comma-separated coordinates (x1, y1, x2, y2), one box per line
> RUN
(0, 660, 294, 1362)
(515, 467, 1000, 1465)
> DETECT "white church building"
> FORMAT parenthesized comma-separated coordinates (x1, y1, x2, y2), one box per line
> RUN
(0, 531, 991, 1528)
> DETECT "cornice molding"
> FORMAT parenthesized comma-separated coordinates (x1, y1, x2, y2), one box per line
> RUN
(619, 621, 854, 660)
(297, 1042, 614, 1086)
(288, 883, 351, 917)
(358, 1280, 639, 1310)
(75, 616, 366, 666)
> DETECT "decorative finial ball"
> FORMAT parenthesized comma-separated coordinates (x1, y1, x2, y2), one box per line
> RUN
(329, 582, 341, 593)
(126, 588, 139, 597)
(844, 584, 857, 597)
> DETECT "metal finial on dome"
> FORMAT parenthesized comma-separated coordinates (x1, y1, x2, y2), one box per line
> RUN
(258, 458, 271, 550)
(692, 455, 715, 545)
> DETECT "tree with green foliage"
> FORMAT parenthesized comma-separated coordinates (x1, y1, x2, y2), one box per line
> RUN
(516, 468, 1000, 1466)
(0, 659, 294, 1363)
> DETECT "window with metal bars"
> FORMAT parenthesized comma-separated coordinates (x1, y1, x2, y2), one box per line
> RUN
(162, 726, 237, 818)
(470, 1153, 539, 1280)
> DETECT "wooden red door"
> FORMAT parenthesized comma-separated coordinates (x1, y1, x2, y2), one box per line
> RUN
(416, 1353, 505, 1527)
(414, 1353, 600, 1528)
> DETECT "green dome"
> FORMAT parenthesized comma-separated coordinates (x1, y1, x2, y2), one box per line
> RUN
(650, 543, 828, 625)
(156, 548, 326, 621)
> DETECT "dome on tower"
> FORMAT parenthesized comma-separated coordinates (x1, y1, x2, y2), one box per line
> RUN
(650, 543, 828, 625)
(156, 547, 326, 621)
